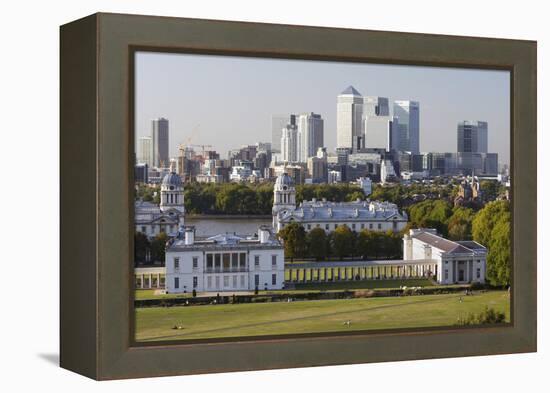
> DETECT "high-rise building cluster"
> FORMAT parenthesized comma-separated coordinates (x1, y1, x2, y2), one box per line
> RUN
(336, 86, 419, 154)
(136, 86, 502, 187)
(276, 112, 324, 164)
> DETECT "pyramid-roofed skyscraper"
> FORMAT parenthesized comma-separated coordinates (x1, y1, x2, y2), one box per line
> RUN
(337, 85, 364, 151)
(340, 85, 362, 96)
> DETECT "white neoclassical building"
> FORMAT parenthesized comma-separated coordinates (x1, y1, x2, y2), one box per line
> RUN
(135, 171, 185, 237)
(272, 173, 408, 233)
(403, 228, 487, 284)
(165, 226, 285, 293)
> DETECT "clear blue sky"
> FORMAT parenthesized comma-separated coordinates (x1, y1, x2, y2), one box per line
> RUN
(135, 52, 510, 165)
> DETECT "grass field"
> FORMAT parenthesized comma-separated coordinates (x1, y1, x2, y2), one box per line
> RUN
(135, 290, 510, 342)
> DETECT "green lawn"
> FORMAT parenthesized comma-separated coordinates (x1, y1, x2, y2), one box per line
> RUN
(135, 290, 510, 342)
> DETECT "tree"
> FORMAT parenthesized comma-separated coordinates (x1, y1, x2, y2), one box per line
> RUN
(277, 222, 307, 261)
(447, 206, 475, 240)
(357, 229, 383, 259)
(150, 232, 168, 263)
(134, 231, 150, 264)
(356, 230, 373, 260)
(331, 225, 354, 259)
(472, 200, 511, 286)
(306, 227, 328, 261)
(346, 190, 365, 202)
(408, 199, 453, 236)
(480, 180, 500, 202)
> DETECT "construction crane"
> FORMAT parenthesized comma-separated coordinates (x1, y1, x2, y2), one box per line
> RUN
(188, 144, 213, 157)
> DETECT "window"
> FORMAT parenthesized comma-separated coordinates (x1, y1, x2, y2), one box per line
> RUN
(223, 276, 229, 287)
(325, 224, 329, 230)
(174, 257, 180, 270)
(240, 275, 245, 288)
(444, 270, 448, 280)
(239, 253, 246, 267)
(192, 257, 198, 269)
(254, 255, 260, 267)
(232, 276, 237, 288)
(352, 223, 356, 230)
(272, 255, 277, 268)
(215, 276, 220, 288)
(214, 254, 221, 268)
(361, 224, 364, 229)
(193, 276, 198, 288)
(334, 224, 338, 229)
(369, 223, 373, 229)
(207, 276, 212, 289)
(174, 277, 179, 289)
(307, 224, 311, 230)
(254, 274, 260, 287)
(378, 223, 382, 230)
(476, 268, 481, 279)
(272, 274, 277, 286)
(231, 253, 238, 268)
(141, 226, 146, 233)
(206, 254, 213, 269)
(223, 253, 231, 269)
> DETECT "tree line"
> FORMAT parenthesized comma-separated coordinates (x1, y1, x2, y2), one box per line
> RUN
(135, 182, 367, 216)
(277, 223, 402, 261)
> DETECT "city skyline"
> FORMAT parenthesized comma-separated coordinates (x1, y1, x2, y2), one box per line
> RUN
(135, 52, 510, 165)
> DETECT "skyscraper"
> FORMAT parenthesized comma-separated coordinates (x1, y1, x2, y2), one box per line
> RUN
(307, 147, 328, 183)
(297, 112, 324, 162)
(152, 117, 169, 168)
(457, 121, 488, 153)
(362, 96, 391, 151)
(271, 114, 296, 152)
(337, 86, 364, 151)
(137, 136, 153, 167)
(363, 96, 389, 116)
(363, 115, 393, 151)
(393, 101, 420, 154)
(280, 124, 298, 163)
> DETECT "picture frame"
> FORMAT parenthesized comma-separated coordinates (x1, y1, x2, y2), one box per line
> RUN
(60, 12, 536, 380)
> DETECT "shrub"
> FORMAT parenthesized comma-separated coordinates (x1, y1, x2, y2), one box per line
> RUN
(456, 306, 506, 326)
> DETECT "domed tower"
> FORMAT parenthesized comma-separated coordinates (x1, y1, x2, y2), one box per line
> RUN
(273, 173, 296, 219)
(160, 172, 185, 219)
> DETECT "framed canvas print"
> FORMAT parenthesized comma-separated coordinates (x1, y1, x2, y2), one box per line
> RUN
(60, 13, 536, 380)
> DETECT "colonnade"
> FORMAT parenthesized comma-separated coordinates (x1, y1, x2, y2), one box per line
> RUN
(284, 263, 437, 283)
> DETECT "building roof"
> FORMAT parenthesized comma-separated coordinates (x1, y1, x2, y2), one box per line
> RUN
(340, 85, 362, 96)
(134, 200, 181, 225)
(275, 173, 294, 187)
(411, 231, 486, 255)
(161, 172, 183, 187)
(278, 200, 407, 223)
(167, 228, 282, 251)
